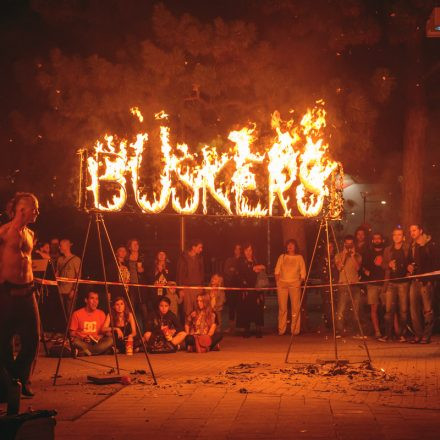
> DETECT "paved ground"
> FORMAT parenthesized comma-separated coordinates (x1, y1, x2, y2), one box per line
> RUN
(2, 332, 440, 439)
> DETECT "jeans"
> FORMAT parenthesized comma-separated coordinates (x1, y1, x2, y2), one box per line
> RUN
(71, 336, 114, 355)
(277, 281, 301, 335)
(384, 282, 409, 338)
(335, 285, 361, 334)
(409, 280, 434, 339)
(0, 293, 40, 385)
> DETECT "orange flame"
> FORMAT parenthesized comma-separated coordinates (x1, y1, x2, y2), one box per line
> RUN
(85, 103, 343, 218)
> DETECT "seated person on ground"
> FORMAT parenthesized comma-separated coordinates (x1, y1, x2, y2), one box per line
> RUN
(185, 294, 223, 352)
(143, 296, 186, 352)
(102, 297, 137, 354)
(69, 291, 113, 356)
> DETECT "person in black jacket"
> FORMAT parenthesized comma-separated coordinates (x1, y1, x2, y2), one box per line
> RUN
(143, 297, 186, 352)
(380, 227, 410, 342)
(408, 224, 438, 343)
(363, 233, 386, 339)
(177, 240, 204, 318)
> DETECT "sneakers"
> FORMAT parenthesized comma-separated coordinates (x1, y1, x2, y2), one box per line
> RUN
(352, 334, 368, 340)
(374, 331, 382, 340)
(377, 336, 388, 342)
(399, 336, 407, 343)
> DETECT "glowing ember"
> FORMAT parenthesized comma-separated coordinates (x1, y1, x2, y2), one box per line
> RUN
(84, 102, 343, 218)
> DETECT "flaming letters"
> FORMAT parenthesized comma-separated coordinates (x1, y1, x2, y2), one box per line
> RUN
(85, 103, 343, 218)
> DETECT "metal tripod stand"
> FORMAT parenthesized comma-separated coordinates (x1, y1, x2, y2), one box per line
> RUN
(53, 211, 157, 385)
(284, 217, 372, 366)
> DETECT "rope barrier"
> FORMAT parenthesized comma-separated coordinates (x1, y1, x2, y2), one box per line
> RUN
(34, 270, 440, 292)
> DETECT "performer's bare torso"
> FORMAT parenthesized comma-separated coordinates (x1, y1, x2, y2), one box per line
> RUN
(0, 222, 34, 284)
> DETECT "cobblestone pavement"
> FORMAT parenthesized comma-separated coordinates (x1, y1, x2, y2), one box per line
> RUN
(3, 334, 440, 439)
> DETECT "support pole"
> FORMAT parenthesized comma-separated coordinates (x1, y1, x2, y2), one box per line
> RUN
(95, 214, 120, 375)
(329, 223, 372, 364)
(53, 215, 92, 385)
(180, 216, 185, 253)
(100, 217, 158, 385)
(324, 219, 338, 362)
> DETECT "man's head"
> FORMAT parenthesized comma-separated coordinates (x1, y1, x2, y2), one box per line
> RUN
(409, 224, 423, 241)
(371, 232, 384, 248)
(85, 291, 99, 311)
(127, 239, 139, 253)
(115, 246, 127, 260)
(343, 235, 355, 251)
(233, 244, 242, 258)
(355, 227, 366, 243)
(392, 228, 404, 245)
(6, 192, 39, 224)
(189, 239, 203, 255)
(59, 239, 72, 255)
(39, 242, 50, 254)
(158, 296, 171, 315)
(50, 238, 59, 253)
(210, 273, 223, 287)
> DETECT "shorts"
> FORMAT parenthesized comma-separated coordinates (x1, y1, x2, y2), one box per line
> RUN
(367, 284, 383, 305)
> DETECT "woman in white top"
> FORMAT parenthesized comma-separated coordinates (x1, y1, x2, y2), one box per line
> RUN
(274, 239, 306, 336)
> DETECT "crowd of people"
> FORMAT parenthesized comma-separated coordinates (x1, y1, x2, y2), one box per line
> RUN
(1, 192, 439, 405)
(31, 221, 439, 359)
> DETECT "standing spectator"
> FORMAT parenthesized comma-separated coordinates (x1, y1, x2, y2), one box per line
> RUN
(185, 294, 223, 352)
(102, 297, 136, 354)
(164, 281, 183, 316)
(408, 224, 437, 344)
(274, 239, 306, 336)
(150, 250, 172, 309)
(208, 274, 226, 329)
(335, 235, 363, 338)
(33, 241, 50, 260)
(380, 227, 410, 342)
(236, 243, 266, 338)
(363, 233, 386, 339)
(107, 246, 130, 300)
(223, 244, 242, 332)
(126, 238, 147, 324)
(177, 239, 204, 317)
(56, 239, 81, 319)
(69, 291, 113, 356)
(49, 238, 61, 264)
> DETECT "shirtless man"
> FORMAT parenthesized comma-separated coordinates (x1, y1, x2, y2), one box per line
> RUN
(0, 192, 40, 398)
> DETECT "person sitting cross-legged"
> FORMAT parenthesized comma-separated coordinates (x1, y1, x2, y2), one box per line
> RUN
(143, 296, 186, 353)
(185, 294, 223, 352)
(102, 297, 137, 354)
(69, 291, 113, 356)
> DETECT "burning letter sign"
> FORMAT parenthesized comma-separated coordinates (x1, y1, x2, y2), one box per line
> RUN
(82, 102, 343, 218)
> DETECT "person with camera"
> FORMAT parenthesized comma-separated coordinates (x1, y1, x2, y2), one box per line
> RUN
(334, 235, 363, 338)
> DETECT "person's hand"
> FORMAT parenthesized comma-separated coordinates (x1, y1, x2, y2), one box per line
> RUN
(364, 269, 370, 277)
(68, 290, 75, 300)
(115, 328, 124, 339)
(389, 260, 396, 271)
(407, 264, 414, 274)
(374, 255, 383, 266)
